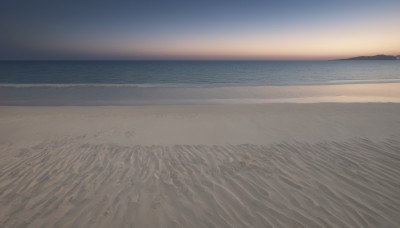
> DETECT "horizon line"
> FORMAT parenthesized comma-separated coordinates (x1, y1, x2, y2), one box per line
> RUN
(1, 54, 398, 62)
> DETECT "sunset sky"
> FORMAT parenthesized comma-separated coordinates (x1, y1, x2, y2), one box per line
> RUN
(1, 0, 399, 60)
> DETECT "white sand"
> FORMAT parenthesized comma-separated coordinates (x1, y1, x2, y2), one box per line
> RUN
(0, 103, 400, 227)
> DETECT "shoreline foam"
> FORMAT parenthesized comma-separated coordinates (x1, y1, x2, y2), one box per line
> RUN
(1, 79, 400, 88)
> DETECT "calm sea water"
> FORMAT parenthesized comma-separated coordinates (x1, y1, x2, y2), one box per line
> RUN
(0, 60, 399, 86)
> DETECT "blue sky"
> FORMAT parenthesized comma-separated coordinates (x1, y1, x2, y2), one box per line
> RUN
(1, 0, 399, 60)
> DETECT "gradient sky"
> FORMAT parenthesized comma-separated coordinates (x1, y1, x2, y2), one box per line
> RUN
(0, 0, 399, 60)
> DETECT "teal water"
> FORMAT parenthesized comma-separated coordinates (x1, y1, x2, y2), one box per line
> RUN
(1, 60, 399, 86)
(1, 60, 399, 105)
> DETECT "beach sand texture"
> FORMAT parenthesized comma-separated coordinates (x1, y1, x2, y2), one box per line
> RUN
(0, 104, 400, 227)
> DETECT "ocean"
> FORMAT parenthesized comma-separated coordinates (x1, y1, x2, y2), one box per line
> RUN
(0, 60, 399, 105)
(1, 60, 400, 86)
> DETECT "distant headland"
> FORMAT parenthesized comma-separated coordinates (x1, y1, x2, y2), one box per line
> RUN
(339, 54, 400, 60)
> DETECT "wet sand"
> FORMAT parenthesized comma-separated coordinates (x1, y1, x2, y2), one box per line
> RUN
(1, 82, 400, 105)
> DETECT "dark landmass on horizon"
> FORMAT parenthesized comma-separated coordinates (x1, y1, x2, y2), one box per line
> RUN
(339, 54, 400, 60)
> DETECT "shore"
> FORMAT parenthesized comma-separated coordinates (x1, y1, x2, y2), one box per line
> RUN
(1, 82, 400, 105)
(0, 103, 400, 227)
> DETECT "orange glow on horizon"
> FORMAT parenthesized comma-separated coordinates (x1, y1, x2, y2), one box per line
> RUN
(43, 18, 400, 60)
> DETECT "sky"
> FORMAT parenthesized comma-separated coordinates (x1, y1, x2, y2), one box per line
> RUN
(0, 0, 399, 60)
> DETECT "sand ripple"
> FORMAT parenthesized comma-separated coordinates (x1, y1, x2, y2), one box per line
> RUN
(1, 138, 400, 227)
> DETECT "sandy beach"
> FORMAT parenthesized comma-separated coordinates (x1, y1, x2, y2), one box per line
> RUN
(2, 0, 400, 226)
(0, 103, 399, 227)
